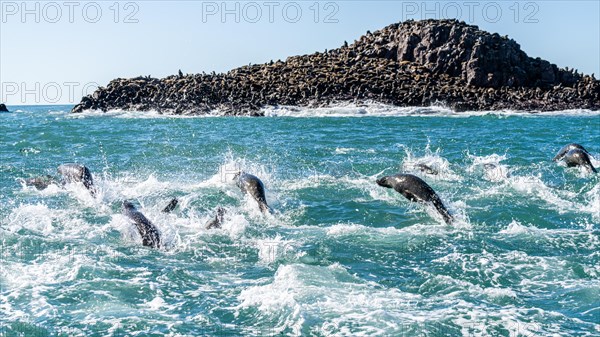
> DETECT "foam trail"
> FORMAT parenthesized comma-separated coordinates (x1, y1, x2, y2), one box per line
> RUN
(401, 144, 462, 181)
(467, 153, 510, 182)
(507, 175, 578, 213)
(262, 104, 600, 118)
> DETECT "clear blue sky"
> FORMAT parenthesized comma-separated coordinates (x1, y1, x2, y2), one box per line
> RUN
(1, 0, 599, 105)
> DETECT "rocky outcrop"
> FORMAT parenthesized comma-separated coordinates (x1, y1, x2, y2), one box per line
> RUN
(0, 104, 8, 112)
(72, 19, 599, 115)
(353, 20, 581, 88)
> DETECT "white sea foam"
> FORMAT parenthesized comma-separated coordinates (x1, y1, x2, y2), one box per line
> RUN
(262, 103, 454, 117)
(333, 147, 376, 155)
(584, 184, 600, 221)
(68, 108, 223, 119)
(234, 261, 593, 337)
(192, 209, 250, 240)
(255, 235, 299, 264)
(5, 203, 57, 234)
(324, 223, 424, 238)
(2, 250, 85, 288)
(262, 104, 600, 118)
(62, 103, 600, 119)
(507, 175, 578, 213)
(467, 153, 511, 182)
(401, 144, 462, 181)
(236, 263, 424, 336)
(497, 220, 600, 254)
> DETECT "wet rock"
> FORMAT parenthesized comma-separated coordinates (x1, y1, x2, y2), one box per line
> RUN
(0, 104, 8, 112)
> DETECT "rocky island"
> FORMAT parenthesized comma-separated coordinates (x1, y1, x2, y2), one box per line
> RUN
(72, 19, 599, 115)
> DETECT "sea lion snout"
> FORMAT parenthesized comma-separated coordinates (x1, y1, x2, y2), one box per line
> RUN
(376, 176, 389, 187)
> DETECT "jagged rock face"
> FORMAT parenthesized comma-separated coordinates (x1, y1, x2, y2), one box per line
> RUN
(352, 20, 578, 88)
(72, 19, 599, 115)
(397, 22, 531, 87)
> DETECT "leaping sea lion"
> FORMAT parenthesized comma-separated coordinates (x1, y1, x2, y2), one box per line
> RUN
(234, 172, 271, 214)
(553, 143, 596, 173)
(22, 163, 97, 195)
(57, 163, 96, 194)
(376, 173, 453, 224)
(122, 201, 161, 248)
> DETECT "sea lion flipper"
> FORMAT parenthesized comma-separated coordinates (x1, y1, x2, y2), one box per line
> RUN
(430, 195, 453, 225)
(584, 159, 598, 173)
(258, 202, 271, 214)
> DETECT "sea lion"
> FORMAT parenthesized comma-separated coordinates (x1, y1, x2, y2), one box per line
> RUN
(57, 163, 96, 195)
(553, 144, 596, 173)
(22, 175, 56, 190)
(122, 201, 161, 248)
(205, 207, 226, 230)
(162, 198, 178, 213)
(22, 163, 96, 193)
(553, 143, 589, 161)
(376, 173, 453, 224)
(415, 163, 438, 175)
(234, 172, 271, 214)
(563, 149, 597, 173)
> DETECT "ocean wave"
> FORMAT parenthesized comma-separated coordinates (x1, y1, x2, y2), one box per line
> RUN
(235, 263, 423, 336)
(401, 144, 463, 181)
(66, 108, 222, 119)
(262, 104, 600, 118)
(235, 262, 598, 337)
(8, 103, 600, 119)
(3, 108, 599, 336)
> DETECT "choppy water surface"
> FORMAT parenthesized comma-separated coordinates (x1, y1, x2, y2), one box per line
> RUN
(1, 105, 599, 336)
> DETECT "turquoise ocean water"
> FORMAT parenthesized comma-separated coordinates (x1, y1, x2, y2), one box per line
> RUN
(1, 105, 599, 336)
